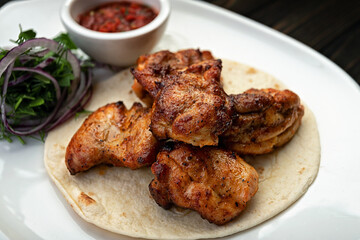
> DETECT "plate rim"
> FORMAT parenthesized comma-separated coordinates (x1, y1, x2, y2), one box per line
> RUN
(1, 0, 359, 239)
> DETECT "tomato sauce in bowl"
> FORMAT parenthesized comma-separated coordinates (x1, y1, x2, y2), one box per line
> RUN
(78, 1, 158, 33)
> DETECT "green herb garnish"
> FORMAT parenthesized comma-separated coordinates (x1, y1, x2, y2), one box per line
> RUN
(0, 27, 92, 143)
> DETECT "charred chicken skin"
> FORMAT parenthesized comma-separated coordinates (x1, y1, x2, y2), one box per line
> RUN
(149, 59, 233, 147)
(66, 102, 159, 175)
(221, 88, 304, 155)
(131, 49, 214, 106)
(131, 49, 304, 153)
(149, 142, 259, 225)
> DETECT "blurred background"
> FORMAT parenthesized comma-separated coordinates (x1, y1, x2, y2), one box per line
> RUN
(203, 0, 359, 85)
(1, 0, 359, 85)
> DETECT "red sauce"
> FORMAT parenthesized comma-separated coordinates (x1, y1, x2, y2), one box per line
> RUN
(78, 1, 158, 33)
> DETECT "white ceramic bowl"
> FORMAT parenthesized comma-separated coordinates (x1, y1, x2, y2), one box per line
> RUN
(60, 0, 170, 66)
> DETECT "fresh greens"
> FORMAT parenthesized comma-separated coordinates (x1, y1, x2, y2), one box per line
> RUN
(53, 33, 77, 50)
(0, 28, 93, 143)
(11, 26, 36, 45)
(74, 109, 93, 119)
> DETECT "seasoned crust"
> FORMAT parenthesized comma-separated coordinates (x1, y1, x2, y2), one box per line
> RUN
(131, 49, 304, 154)
(131, 49, 214, 106)
(65, 102, 159, 175)
(149, 142, 259, 225)
(221, 88, 304, 154)
(149, 60, 233, 147)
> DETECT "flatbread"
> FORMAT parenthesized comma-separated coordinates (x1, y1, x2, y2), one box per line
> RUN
(44, 59, 321, 239)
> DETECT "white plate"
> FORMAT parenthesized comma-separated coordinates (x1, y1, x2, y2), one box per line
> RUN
(1, 0, 360, 239)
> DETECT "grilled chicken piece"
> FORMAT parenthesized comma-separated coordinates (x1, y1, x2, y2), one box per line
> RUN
(133, 49, 303, 152)
(65, 102, 159, 175)
(149, 142, 258, 225)
(131, 49, 214, 106)
(150, 59, 233, 147)
(221, 88, 304, 154)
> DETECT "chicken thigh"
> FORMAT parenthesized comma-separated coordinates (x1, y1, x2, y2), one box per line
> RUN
(149, 142, 259, 225)
(149, 60, 233, 147)
(131, 49, 214, 106)
(66, 102, 159, 174)
(221, 88, 304, 154)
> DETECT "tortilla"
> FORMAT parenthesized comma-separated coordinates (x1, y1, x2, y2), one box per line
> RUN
(44, 59, 320, 239)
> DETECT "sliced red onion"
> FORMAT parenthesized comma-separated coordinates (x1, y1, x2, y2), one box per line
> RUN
(1, 61, 14, 102)
(0, 38, 93, 138)
(50, 70, 92, 127)
(9, 57, 56, 87)
(8, 73, 32, 87)
(47, 85, 93, 132)
(1, 92, 65, 136)
(35, 57, 55, 69)
(10, 119, 44, 128)
(12, 67, 61, 100)
(0, 38, 80, 81)
(57, 71, 88, 116)
(30, 48, 50, 57)
(18, 55, 36, 65)
(1, 64, 13, 128)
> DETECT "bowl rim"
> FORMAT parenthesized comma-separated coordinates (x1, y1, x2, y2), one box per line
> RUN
(60, 0, 170, 40)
